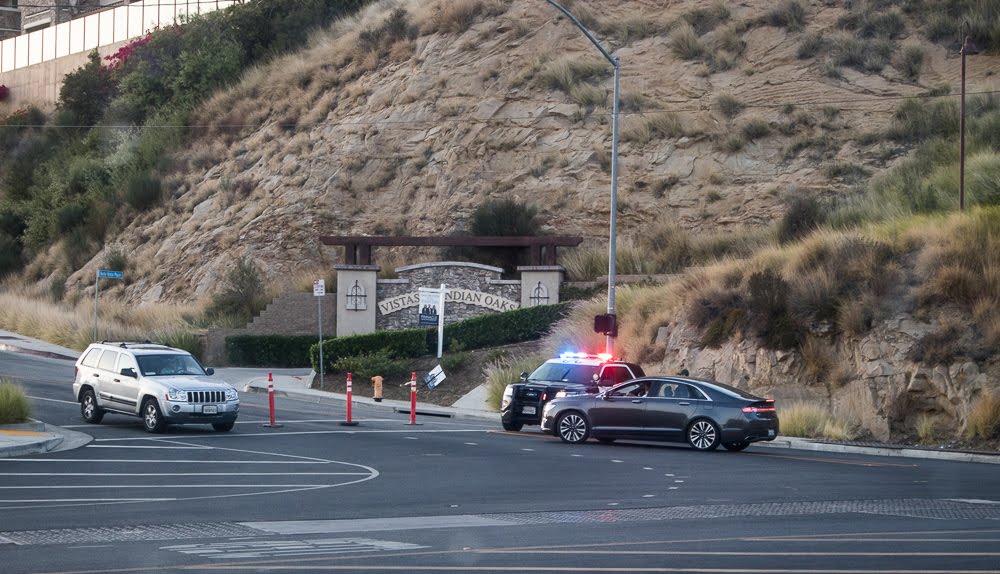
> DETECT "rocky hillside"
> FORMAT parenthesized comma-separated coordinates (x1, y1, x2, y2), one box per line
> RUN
(50, 0, 989, 303)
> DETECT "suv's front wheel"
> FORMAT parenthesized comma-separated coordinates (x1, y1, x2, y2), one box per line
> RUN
(142, 398, 166, 433)
(80, 389, 104, 424)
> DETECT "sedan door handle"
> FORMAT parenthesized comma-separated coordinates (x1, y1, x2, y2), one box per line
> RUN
(113, 378, 121, 383)
(679, 401, 691, 406)
(91, 373, 99, 377)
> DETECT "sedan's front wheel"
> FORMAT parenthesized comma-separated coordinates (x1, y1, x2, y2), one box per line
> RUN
(687, 419, 720, 451)
(557, 412, 590, 444)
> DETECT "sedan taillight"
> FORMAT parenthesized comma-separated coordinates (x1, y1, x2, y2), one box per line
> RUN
(742, 399, 776, 413)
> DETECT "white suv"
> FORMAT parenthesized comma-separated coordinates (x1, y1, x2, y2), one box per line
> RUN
(72, 341, 239, 433)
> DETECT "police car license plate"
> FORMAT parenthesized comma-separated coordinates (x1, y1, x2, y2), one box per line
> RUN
(203, 405, 218, 414)
(522, 406, 536, 415)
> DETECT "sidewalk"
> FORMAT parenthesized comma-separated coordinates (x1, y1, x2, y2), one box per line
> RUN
(1, 329, 998, 464)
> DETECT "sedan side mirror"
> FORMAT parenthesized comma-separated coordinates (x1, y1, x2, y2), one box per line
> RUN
(120, 367, 137, 378)
(205, 367, 215, 376)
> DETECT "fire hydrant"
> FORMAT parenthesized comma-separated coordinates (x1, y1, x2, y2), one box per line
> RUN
(371, 375, 383, 402)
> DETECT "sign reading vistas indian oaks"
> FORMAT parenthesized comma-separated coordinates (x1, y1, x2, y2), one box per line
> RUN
(378, 288, 518, 315)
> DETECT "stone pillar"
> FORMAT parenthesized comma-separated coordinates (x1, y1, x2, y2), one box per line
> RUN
(518, 266, 564, 307)
(335, 264, 379, 336)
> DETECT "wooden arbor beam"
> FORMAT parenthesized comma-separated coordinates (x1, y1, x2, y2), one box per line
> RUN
(320, 235, 583, 266)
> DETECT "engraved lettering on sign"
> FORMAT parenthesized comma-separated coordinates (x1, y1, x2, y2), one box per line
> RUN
(378, 289, 518, 315)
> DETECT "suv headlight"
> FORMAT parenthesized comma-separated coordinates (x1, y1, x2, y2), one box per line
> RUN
(225, 387, 239, 401)
(165, 388, 187, 402)
(501, 385, 513, 409)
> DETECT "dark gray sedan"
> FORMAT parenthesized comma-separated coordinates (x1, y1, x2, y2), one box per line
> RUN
(540, 376, 779, 451)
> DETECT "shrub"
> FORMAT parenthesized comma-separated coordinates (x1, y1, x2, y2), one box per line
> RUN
(159, 331, 205, 362)
(332, 349, 407, 382)
(778, 195, 825, 243)
(227, 335, 317, 368)
(57, 51, 115, 127)
(447, 198, 541, 272)
(798, 32, 825, 58)
(536, 58, 608, 94)
(206, 256, 269, 326)
(443, 302, 571, 351)
(122, 172, 162, 211)
(747, 268, 800, 349)
(766, 0, 806, 31)
(311, 329, 431, 372)
(670, 22, 706, 60)
(966, 392, 1000, 439)
(886, 98, 957, 143)
(104, 248, 128, 273)
(741, 117, 771, 140)
(0, 379, 31, 424)
(907, 323, 963, 365)
(898, 45, 924, 81)
(55, 203, 88, 235)
(716, 93, 745, 118)
(621, 113, 684, 144)
(681, 4, 730, 35)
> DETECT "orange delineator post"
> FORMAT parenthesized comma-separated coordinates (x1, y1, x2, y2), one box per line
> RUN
(346, 372, 353, 423)
(267, 372, 276, 426)
(409, 371, 417, 425)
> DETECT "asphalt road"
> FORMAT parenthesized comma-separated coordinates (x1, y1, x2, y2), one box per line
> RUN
(2, 350, 1000, 574)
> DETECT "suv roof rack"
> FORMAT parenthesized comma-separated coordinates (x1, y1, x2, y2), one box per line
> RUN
(99, 340, 157, 348)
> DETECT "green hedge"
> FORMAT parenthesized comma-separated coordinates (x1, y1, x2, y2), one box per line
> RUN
(309, 302, 572, 372)
(227, 302, 572, 369)
(441, 301, 571, 351)
(225, 335, 316, 368)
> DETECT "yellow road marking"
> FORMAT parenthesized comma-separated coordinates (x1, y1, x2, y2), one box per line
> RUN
(0, 429, 47, 436)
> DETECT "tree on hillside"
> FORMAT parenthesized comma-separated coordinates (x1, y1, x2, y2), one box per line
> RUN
(446, 198, 542, 275)
(206, 256, 270, 326)
(57, 51, 115, 127)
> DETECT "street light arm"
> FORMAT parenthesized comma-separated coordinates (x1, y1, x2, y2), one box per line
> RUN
(543, 0, 616, 66)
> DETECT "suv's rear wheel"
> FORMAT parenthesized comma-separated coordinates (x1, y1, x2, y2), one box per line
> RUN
(501, 421, 523, 432)
(80, 389, 104, 424)
(557, 411, 590, 444)
(212, 422, 235, 432)
(142, 398, 166, 433)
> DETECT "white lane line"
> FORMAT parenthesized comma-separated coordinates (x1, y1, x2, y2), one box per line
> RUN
(571, 454, 583, 457)
(404, 437, 418, 440)
(464, 442, 478, 445)
(4, 459, 336, 463)
(0, 472, 369, 476)
(611, 459, 624, 463)
(643, 467, 654, 470)
(0, 498, 172, 503)
(521, 448, 535, 452)
(26, 396, 78, 405)
(643, 494, 656, 498)
(89, 429, 493, 441)
(0, 485, 343, 489)
(86, 445, 211, 449)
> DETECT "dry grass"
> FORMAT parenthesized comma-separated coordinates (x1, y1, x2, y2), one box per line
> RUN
(0, 288, 204, 351)
(621, 113, 685, 145)
(0, 379, 31, 424)
(916, 413, 939, 445)
(780, 401, 858, 439)
(966, 392, 1000, 439)
(484, 352, 546, 411)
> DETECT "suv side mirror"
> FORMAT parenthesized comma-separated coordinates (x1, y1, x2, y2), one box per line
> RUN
(592, 373, 600, 382)
(120, 367, 137, 378)
(519, 371, 529, 382)
(205, 367, 215, 376)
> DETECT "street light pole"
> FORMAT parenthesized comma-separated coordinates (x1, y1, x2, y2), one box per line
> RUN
(960, 23, 979, 212)
(543, 0, 620, 355)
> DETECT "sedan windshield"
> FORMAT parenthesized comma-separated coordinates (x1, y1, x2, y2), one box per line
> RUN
(529, 363, 600, 384)
(136, 354, 207, 377)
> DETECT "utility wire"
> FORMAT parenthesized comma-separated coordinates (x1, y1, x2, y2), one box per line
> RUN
(2, 87, 997, 131)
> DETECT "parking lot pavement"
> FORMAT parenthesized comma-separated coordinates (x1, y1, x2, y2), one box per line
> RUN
(1, 329, 998, 463)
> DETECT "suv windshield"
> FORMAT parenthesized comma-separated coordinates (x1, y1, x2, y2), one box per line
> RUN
(529, 363, 600, 384)
(136, 354, 207, 377)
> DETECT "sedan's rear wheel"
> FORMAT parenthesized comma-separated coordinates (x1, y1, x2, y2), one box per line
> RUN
(723, 441, 750, 452)
(557, 412, 590, 444)
(687, 419, 720, 451)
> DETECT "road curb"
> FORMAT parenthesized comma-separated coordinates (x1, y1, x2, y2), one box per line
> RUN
(756, 437, 1000, 464)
